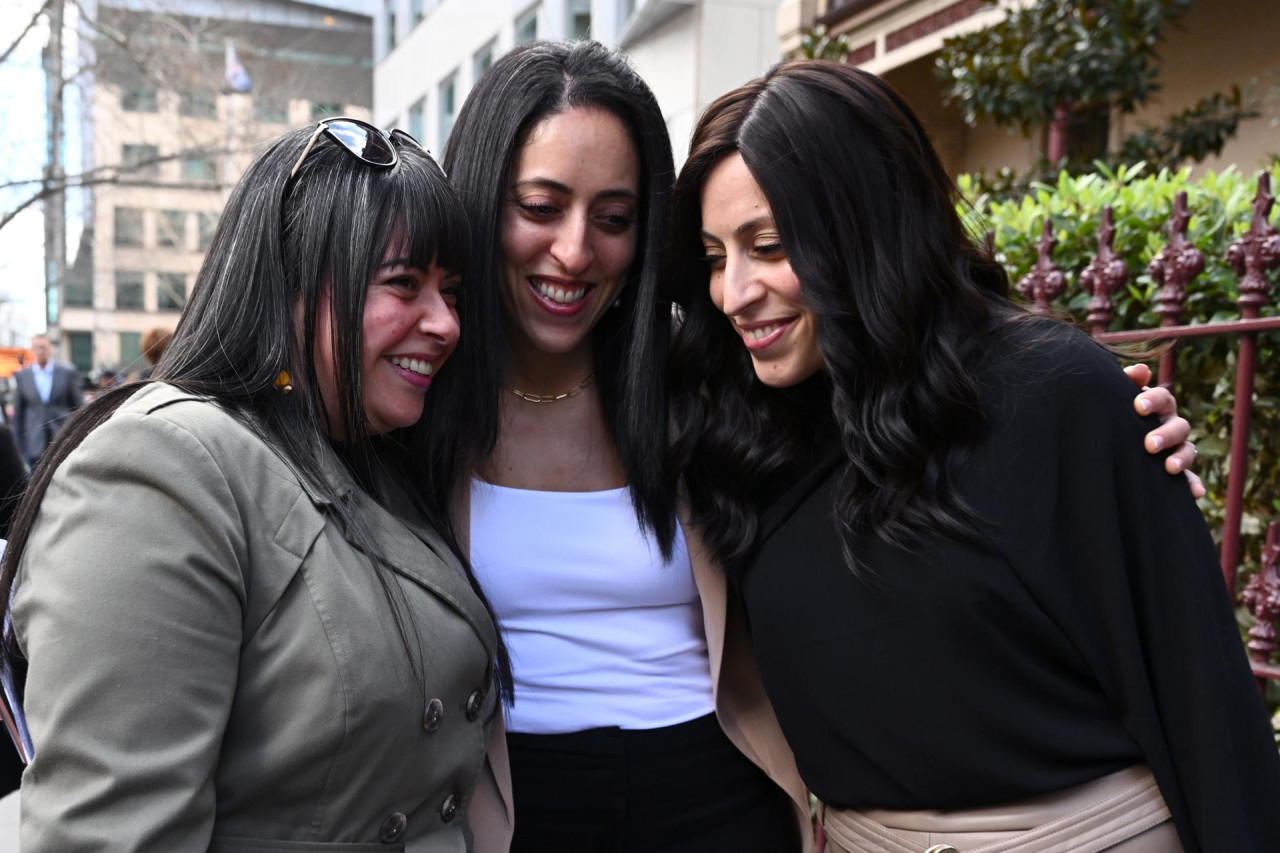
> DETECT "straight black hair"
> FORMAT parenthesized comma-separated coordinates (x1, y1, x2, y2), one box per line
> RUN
(1, 125, 513, 702)
(427, 40, 678, 556)
(668, 61, 1024, 569)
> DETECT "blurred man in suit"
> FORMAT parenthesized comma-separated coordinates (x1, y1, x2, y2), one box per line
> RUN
(12, 334, 83, 467)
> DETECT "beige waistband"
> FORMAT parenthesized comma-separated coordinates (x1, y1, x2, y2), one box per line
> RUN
(821, 765, 1178, 853)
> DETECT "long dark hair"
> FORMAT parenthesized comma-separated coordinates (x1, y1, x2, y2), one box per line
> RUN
(427, 40, 678, 555)
(1, 125, 513, 701)
(668, 61, 1021, 569)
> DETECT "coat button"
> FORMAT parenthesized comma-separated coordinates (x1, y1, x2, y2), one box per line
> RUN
(464, 689, 484, 721)
(423, 698, 444, 732)
(439, 793, 459, 822)
(379, 812, 407, 843)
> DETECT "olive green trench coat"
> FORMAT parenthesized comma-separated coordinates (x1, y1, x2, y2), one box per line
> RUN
(13, 384, 500, 852)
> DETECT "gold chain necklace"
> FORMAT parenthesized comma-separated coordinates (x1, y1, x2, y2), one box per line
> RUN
(507, 373, 594, 404)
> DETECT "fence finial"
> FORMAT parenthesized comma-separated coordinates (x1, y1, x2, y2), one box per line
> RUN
(1017, 219, 1065, 313)
(1147, 191, 1205, 385)
(1243, 522, 1280, 667)
(1149, 191, 1204, 327)
(1226, 172, 1280, 317)
(1080, 206, 1127, 335)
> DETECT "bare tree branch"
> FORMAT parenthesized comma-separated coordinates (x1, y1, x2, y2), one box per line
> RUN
(0, 0, 52, 67)
(2, 144, 220, 191)
(0, 188, 49, 233)
(0, 139, 260, 232)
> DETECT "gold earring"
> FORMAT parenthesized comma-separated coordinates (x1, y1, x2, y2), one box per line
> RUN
(274, 370, 294, 394)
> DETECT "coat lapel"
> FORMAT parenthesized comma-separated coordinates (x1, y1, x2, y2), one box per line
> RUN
(294, 451, 499, 659)
(683, 513, 814, 853)
(378, 488, 499, 658)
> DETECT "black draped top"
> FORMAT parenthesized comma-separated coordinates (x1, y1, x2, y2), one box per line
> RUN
(727, 325, 1280, 852)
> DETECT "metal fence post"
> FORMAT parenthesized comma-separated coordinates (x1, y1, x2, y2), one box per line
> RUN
(1221, 174, 1280, 590)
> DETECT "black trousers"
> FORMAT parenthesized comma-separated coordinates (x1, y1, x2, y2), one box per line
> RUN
(507, 713, 800, 853)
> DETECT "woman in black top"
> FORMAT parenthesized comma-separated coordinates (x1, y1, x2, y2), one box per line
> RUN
(668, 60, 1280, 852)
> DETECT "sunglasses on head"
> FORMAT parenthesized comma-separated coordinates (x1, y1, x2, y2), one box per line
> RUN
(289, 116, 430, 180)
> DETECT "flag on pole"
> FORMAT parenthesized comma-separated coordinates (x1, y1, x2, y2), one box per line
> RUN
(224, 40, 252, 94)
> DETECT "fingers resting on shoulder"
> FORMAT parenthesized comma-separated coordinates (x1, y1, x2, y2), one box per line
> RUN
(1123, 364, 1205, 499)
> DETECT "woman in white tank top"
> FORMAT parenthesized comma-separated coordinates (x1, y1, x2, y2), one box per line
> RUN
(422, 42, 805, 853)
(420, 41, 1199, 853)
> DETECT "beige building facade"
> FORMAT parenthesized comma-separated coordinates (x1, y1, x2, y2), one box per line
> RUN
(56, 0, 373, 375)
(778, 0, 1279, 178)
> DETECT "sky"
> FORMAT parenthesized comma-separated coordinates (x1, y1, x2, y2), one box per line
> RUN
(0, 0, 63, 345)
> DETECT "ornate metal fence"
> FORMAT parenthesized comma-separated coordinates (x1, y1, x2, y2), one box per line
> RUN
(1012, 172, 1280, 691)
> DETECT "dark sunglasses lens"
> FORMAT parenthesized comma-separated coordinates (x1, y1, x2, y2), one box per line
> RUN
(326, 120, 395, 166)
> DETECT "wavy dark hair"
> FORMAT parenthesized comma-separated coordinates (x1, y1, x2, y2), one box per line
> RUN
(0, 125, 512, 702)
(668, 60, 1024, 569)
(426, 40, 678, 555)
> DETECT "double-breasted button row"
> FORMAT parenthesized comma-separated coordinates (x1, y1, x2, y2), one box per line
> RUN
(378, 798, 462, 840)
(379, 812, 407, 844)
(423, 689, 484, 732)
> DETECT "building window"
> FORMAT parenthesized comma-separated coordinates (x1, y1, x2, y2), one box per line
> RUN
(197, 212, 218, 251)
(408, 98, 425, 145)
(411, 0, 425, 25)
(66, 331, 92, 373)
(311, 101, 341, 121)
(384, 0, 397, 52)
(121, 144, 159, 178)
(121, 87, 158, 112)
(254, 97, 289, 123)
(473, 39, 496, 81)
(157, 273, 187, 311)
(569, 0, 590, 39)
(157, 210, 186, 248)
(179, 90, 217, 118)
(64, 279, 92, 307)
(438, 72, 458, 151)
(119, 332, 143, 368)
(115, 271, 145, 310)
(181, 156, 218, 183)
(113, 207, 144, 247)
(515, 6, 538, 44)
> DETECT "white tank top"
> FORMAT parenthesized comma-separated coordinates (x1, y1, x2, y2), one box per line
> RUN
(469, 480, 715, 734)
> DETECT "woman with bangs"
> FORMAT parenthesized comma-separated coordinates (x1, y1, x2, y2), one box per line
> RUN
(667, 60, 1280, 852)
(0, 120, 511, 851)
(427, 40, 1198, 853)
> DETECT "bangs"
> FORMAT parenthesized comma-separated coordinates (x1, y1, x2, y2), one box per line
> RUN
(379, 154, 471, 279)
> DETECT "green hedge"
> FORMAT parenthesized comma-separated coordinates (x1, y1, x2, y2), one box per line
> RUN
(963, 163, 1280, 722)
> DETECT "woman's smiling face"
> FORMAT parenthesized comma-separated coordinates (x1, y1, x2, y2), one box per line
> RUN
(700, 153, 822, 388)
(312, 243, 461, 438)
(498, 106, 641, 359)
